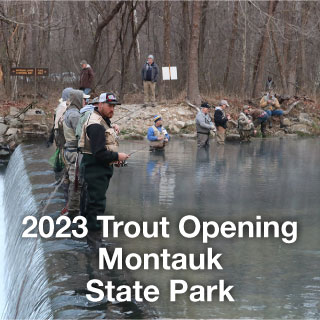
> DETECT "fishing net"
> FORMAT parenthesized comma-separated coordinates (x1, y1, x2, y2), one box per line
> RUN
(49, 148, 64, 172)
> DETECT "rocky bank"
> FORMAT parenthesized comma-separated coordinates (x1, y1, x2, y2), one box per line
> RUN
(0, 97, 319, 160)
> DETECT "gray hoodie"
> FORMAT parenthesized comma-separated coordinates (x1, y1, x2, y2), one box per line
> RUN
(64, 89, 83, 147)
(196, 110, 215, 134)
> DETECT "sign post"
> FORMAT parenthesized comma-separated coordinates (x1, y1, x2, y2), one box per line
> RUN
(162, 66, 177, 102)
(10, 68, 49, 98)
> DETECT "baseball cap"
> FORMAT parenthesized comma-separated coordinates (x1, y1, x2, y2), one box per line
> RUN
(219, 99, 230, 107)
(98, 93, 121, 105)
(148, 54, 154, 60)
(201, 102, 210, 109)
(83, 93, 90, 99)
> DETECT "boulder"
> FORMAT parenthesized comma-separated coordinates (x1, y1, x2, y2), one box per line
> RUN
(274, 130, 285, 137)
(177, 109, 187, 116)
(169, 124, 180, 134)
(8, 118, 23, 128)
(5, 128, 18, 136)
(0, 123, 8, 135)
(226, 134, 241, 142)
(282, 118, 292, 127)
(24, 109, 46, 125)
(9, 106, 19, 116)
(298, 113, 313, 126)
(290, 124, 312, 135)
(185, 120, 195, 127)
(175, 121, 186, 129)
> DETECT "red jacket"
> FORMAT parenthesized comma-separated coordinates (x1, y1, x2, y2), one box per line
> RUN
(80, 66, 94, 89)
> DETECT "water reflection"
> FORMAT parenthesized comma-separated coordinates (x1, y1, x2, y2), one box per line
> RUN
(147, 151, 176, 206)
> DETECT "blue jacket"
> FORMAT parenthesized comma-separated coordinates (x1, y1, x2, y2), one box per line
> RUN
(147, 125, 170, 141)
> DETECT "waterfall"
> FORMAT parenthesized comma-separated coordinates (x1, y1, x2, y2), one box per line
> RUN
(1, 146, 52, 319)
(0, 172, 7, 316)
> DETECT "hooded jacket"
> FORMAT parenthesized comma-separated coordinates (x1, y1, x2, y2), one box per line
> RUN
(214, 107, 228, 129)
(63, 90, 83, 148)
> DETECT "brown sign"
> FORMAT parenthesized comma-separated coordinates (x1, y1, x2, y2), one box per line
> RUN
(10, 68, 49, 76)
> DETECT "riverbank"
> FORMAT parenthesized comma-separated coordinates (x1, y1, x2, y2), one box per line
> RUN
(0, 95, 319, 156)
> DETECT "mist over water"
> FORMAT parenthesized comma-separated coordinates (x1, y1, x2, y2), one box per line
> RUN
(0, 138, 319, 319)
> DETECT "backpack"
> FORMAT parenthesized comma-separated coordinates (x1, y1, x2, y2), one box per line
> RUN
(55, 112, 66, 149)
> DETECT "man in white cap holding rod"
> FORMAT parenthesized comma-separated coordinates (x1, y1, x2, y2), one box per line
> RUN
(214, 100, 231, 145)
(79, 92, 129, 231)
(141, 54, 159, 107)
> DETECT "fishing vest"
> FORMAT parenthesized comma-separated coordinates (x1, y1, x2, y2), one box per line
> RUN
(55, 112, 66, 149)
(63, 119, 77, 144)
(238, 112, 254, 131)
(150, 125, 166, 148)
(79, 111, 119, 154)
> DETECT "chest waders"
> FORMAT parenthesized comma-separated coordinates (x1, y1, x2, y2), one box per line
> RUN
(79, 111, 118, 231)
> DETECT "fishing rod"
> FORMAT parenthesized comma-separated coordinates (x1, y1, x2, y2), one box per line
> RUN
(128, 146, 151, 156)
(113, 105, 145, 124)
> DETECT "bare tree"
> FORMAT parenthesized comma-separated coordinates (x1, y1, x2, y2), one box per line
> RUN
(187, 0, 202, 106)
(252, 0, 279, 97)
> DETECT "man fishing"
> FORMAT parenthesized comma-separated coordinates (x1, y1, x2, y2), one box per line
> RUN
(147, 115, 170, 151)
(79, 92, 129, 231)
(260, 91, 286, 129)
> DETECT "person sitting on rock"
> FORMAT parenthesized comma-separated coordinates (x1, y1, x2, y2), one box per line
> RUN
(238, 105, 255, 142)
(260, 91, 286, 129)
(147, 115, 170, 151)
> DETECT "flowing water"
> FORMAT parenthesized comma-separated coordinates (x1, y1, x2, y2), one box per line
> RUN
(0, 138, 319, 319)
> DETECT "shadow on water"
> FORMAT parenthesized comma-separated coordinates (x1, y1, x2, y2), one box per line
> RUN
(1, 138, 320, 319)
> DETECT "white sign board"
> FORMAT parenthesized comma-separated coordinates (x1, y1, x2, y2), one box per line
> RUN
(162, 66, 178, 80)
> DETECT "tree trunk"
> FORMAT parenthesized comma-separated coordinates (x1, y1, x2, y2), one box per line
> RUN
(223, 0, 239, 89)
(299, 2, 310, 93)
(198, 0, 208, 92)
(179, 1, 190, 92)
(270, 28, 287, 94)
(163, 0, 171, 99)
(252, 0, 278, 97)
(187, 0, 202, 106)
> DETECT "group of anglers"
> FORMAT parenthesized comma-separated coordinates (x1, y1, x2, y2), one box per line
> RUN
(48, 86, 285, 230)
(48, 87, 172, 231)
(49, 88, 129, 231)
(195, 91, 287, 147)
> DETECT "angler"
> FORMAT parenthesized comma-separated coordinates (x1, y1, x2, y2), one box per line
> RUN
(147, 115, 170, 151)
(62, 89, 89, 217)
(78, 92, 129, 231)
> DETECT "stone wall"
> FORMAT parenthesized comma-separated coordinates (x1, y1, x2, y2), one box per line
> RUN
(0, 107, 48, 159)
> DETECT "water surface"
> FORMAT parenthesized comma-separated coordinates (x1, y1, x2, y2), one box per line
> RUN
(1, 138, 320, 319)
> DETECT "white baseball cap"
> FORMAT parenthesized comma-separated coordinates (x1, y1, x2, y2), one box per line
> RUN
(98, 92, 121, 105)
